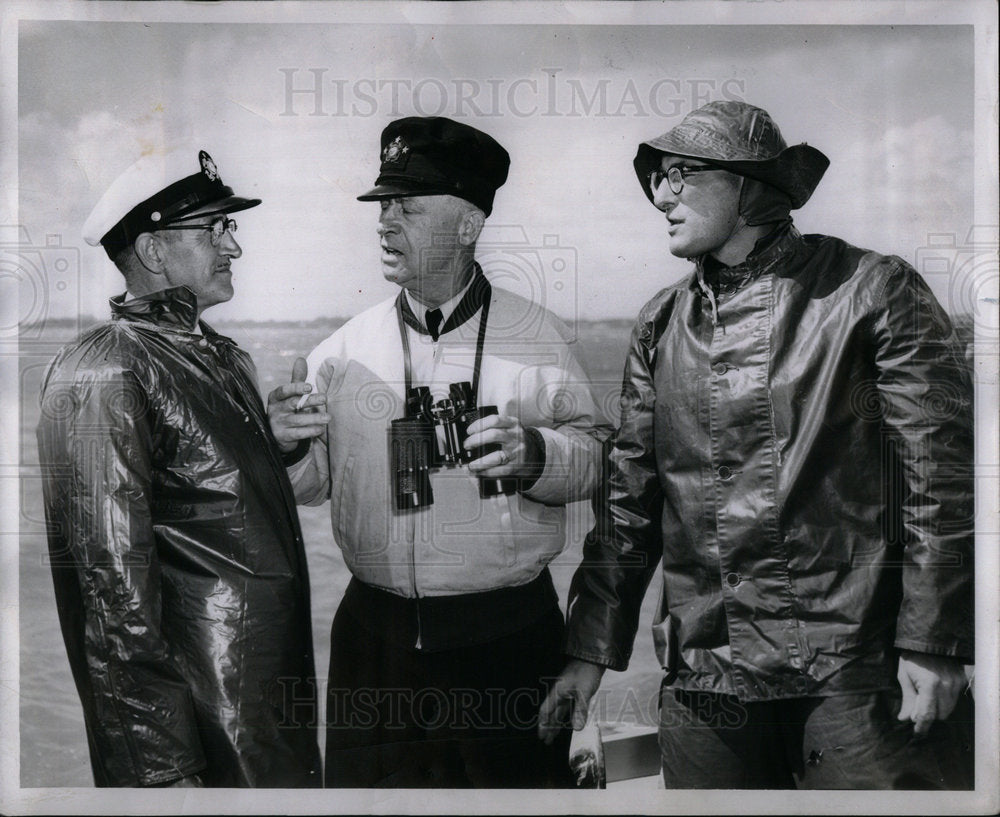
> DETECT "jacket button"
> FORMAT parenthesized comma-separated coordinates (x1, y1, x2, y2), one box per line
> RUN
(725, 572, 742, 588)
(717, 465, 732, 480)
(713, 363, 728, 376)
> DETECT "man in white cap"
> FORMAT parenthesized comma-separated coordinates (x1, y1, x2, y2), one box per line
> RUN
(36, 146, 321, 787)
(540, 101, 974, 789)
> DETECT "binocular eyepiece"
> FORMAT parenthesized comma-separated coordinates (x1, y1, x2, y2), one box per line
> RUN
(389, 382, 517, 510)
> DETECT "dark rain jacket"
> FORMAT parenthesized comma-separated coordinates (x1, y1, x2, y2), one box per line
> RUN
(565, 225, 974, 701)
(36, 287, 321, 786)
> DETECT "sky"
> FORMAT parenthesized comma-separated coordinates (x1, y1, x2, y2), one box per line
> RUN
(14, 13, 984, 326)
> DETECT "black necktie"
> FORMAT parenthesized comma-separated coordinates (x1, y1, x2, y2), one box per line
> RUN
(426, 308, 443, 341)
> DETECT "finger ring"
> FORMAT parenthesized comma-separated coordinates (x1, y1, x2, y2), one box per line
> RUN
(497, 449, 510, 465)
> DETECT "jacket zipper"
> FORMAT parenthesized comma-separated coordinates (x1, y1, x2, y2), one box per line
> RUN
(411, 508, 422, 649)
(412, 336, 443, 650)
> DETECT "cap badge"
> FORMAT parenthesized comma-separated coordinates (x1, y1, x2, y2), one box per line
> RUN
(199, 150, 220, 182)
(382, 136, 410, 165)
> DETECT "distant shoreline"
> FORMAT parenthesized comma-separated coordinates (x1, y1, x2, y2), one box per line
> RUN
(18, 315, 641, 334)
(18, 313, 972, 335)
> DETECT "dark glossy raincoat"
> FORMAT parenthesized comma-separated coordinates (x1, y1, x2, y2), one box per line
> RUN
(565, 225, 974, 701)
(37, 287, 321, 786)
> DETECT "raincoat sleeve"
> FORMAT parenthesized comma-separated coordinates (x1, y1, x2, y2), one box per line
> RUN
(872, 260, 975, 662)
(38, 363, 206, 786)
(563, 301, 667, 671)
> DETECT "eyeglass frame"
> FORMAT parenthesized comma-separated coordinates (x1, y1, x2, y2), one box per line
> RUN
(648, 163, 726, 196)
(155, 216, 239, 245)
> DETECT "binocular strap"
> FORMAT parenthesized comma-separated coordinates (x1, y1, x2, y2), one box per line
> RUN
(395, 275, 492, 406)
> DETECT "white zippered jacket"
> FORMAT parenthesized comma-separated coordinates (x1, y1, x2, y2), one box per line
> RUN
(288, 283, 608, 597)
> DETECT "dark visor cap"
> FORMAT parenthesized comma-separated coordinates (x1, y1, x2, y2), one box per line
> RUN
(357, 117, 510, 217)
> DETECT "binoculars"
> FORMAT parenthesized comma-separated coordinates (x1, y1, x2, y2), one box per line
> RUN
(389, 382, 517, 510)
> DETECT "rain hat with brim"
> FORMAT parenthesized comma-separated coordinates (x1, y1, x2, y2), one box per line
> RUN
(633, 101, 829, 209)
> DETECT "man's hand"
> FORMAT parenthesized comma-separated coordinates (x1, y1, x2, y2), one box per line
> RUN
(537, 659, 606, 745)
(266, 357, 330, 454)
(897, 650, 968, 736)
(465, 414, 539, 477)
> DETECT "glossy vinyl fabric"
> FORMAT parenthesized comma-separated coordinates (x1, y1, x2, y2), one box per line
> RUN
(565, 225, 974, 701)
(36, 287, 321, 786)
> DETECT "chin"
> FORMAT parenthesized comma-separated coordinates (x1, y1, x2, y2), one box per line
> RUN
(667, 239, 695, 259)
(210, 285, 235, 306)
(669, 236, 716, 260)
(202, 296, 233, 311)
(382, 268, 412, 287)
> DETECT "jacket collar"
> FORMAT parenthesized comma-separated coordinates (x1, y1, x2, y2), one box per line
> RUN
(694, 221, 801, 295)
(110, 286, 213, 334)
(397, 263, 490, 337)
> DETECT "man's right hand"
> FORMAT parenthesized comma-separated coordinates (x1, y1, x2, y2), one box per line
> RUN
(537, 658, 606, 745)
(267, 357, 330, 454)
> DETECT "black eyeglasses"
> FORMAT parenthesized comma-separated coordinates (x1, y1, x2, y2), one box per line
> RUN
(157, 217, 238, 245)
(648, 164, 724, 195)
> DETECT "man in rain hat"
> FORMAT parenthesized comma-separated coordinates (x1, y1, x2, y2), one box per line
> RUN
(36, 145, 321, 787)
(540, 101, 974, 789)
(267, 116, 608, 787)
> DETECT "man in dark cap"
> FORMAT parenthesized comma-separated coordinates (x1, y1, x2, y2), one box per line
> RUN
(37, 145, 322, 787)
(268, 116, 608, 787)
(539, 101, 974, 789)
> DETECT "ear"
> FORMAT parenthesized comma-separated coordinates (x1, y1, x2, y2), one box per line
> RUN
(457, 208, 485, 247)
(133, 232, 169, 275)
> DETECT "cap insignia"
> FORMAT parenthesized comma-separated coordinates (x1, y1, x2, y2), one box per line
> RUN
(382, 136, 410, 165)
(199, 150, 220, 182)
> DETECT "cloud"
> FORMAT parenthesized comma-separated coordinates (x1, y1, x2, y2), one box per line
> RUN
(813, 113, 974, 252)
(882, 114, 974, 216)
(15, 21, 983, 321)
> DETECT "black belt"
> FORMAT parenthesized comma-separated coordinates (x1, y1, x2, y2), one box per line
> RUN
(341, 569, 559, 653)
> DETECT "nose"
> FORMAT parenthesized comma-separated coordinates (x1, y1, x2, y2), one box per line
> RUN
(377, 201, 400, 235)
(651, 179, 677, 212)
(220, 230, 242, 258)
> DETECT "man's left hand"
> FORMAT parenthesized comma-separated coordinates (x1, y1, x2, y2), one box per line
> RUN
(897, 650, 968, 736)
(465, 414, 539, 477)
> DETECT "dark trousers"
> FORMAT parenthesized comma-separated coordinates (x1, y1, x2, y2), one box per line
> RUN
(658, 685, 974, 789)
(324, 579, 573, 788)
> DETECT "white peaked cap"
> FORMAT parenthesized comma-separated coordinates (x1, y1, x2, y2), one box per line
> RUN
(81, 142, 260, 255)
